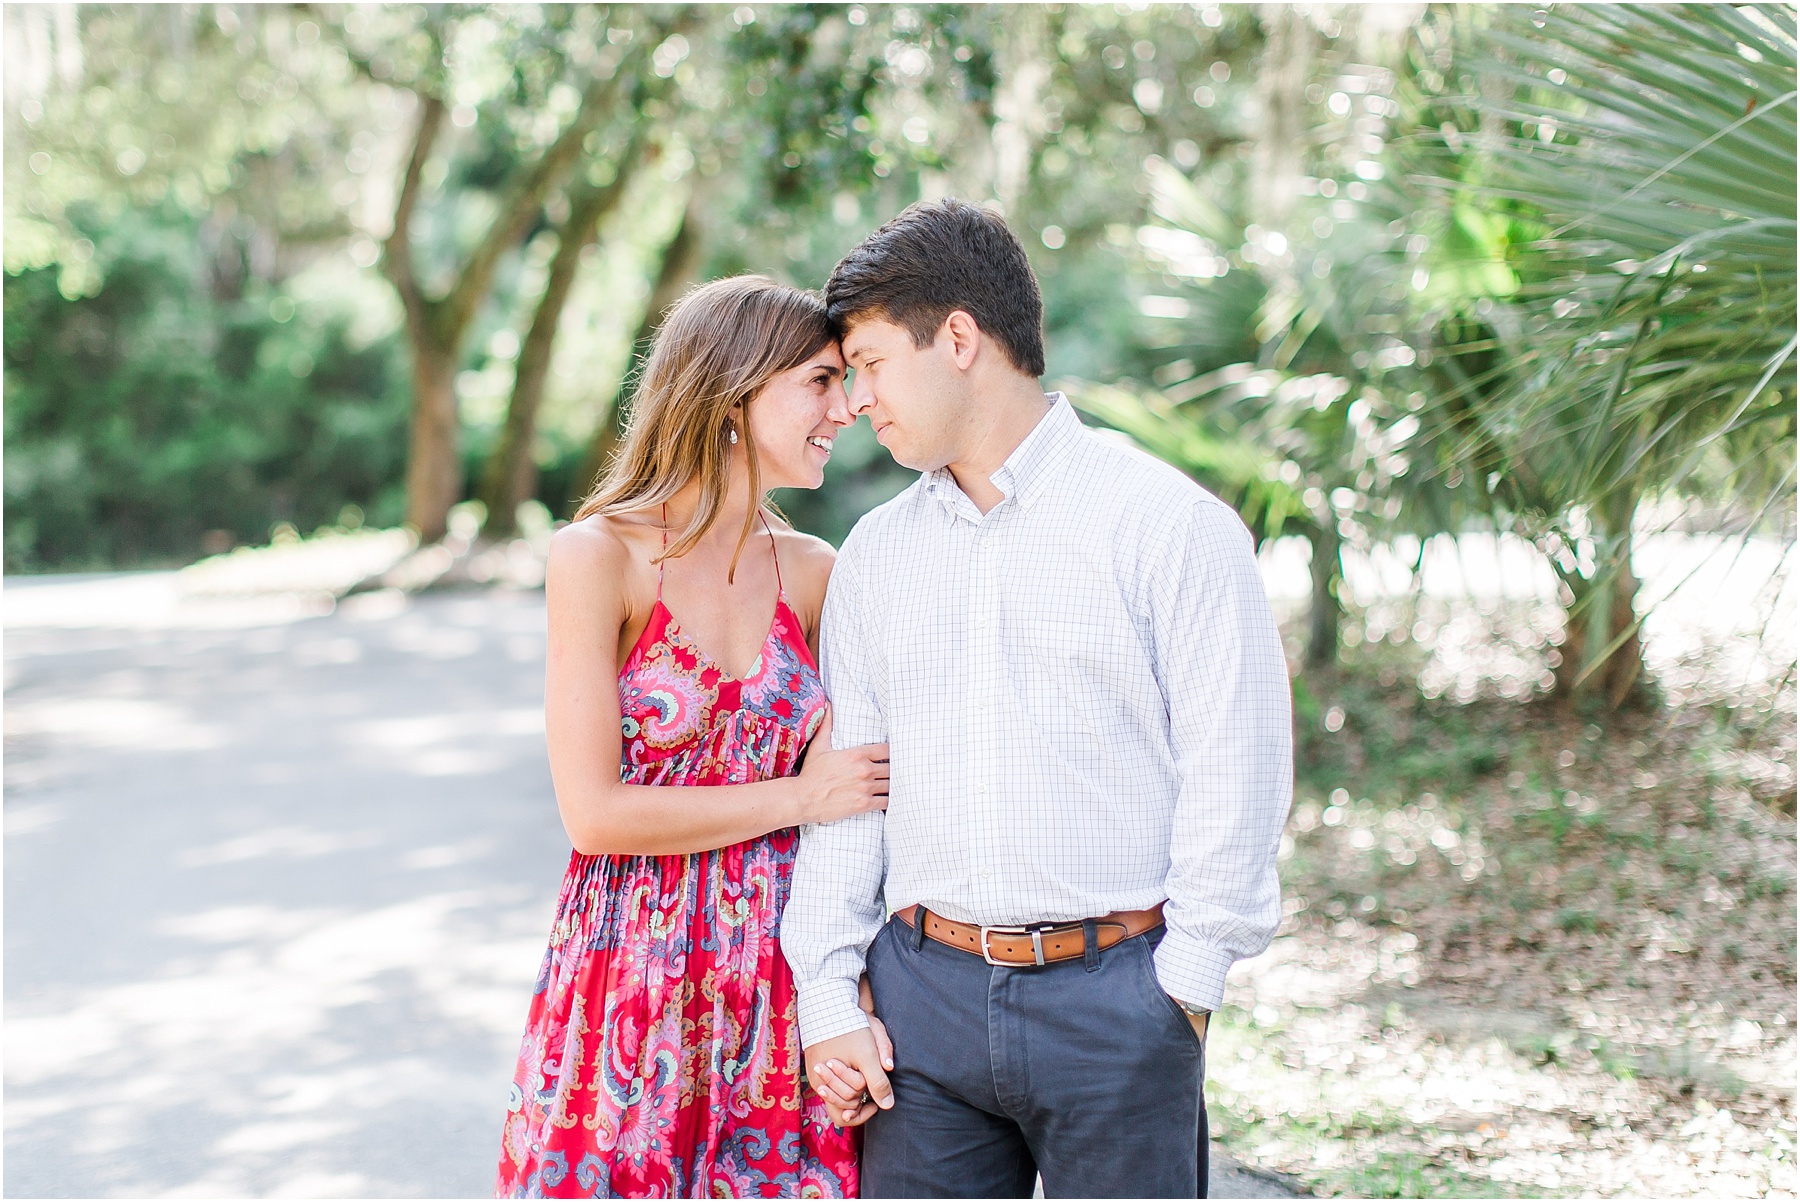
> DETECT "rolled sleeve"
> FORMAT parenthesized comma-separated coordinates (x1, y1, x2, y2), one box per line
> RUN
(1148, 498, 1293, 1010)
(782, 546, 889, 1049)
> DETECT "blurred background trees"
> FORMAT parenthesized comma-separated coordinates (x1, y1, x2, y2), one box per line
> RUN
(5, 2, 1794, 709)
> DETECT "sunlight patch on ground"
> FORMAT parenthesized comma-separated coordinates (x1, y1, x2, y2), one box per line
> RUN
(7, 888, 545, 1195)
(176, 827, 386, 868)
(1214, 935, 1797, 1198)
(5, 696, 229, 750)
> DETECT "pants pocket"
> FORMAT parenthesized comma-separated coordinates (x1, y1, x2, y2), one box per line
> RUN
(1131, 931, 1205, 1053)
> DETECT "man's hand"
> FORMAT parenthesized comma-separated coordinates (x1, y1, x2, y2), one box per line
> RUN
(1171, 999, 1209, 1043)
(805, 1025, 893, 1127)
(807, 977, 895, 1127)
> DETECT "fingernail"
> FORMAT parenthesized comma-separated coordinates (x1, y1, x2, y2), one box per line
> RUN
(884, 1058, 894, 1069)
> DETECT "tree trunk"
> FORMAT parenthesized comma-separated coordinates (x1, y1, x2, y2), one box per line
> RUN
(402, 342, 461, 544)
(477, 169, 636, 538)
(1598, 488, 1646, 708)
(1549, 494, 1646, 709)
(571, 196, 703, 506)
(1602, 546, 1645, 708)
(1306, 521, 1341, 669)
(1552, 568, 1594, 699)
(379, 35, 651, 546)
(1251, 7, 1316, 236)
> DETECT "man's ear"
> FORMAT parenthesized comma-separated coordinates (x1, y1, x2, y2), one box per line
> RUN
(941, 310, 982, 371)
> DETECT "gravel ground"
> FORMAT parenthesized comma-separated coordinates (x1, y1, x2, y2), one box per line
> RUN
(4, 577, 1292, 1198)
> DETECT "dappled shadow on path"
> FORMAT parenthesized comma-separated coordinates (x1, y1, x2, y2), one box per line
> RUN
(5, 587, 566, 1197)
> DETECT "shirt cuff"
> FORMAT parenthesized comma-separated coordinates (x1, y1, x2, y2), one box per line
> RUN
(1152, 930, 1237, 1013)
(795, 978, 871, 1049)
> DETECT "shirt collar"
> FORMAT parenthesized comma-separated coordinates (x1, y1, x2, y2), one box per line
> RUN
(922, 392, 1080, 515)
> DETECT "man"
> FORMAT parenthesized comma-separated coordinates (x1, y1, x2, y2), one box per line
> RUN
(783, 198, 1292, 1199)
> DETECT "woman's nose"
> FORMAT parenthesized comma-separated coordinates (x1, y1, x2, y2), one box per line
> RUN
(826, 385, 854, 426)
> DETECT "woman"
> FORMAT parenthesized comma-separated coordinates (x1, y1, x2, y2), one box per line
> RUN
(496, 276, 890, 1199)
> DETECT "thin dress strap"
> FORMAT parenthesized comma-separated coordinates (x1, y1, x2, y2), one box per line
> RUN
(761, 510, 782, 596)
(658, 502, 667, 600)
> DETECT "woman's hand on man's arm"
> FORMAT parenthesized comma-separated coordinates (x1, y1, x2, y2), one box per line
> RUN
(794, 708, 890, 826)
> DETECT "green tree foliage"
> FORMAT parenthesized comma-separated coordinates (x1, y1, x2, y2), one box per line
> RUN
(347, 5, 684, 542)
(1413, 3, 1797, 706)
(4, 205, 409, 570)
(6, 5, 376, 293)
(3, 5, 409, 571)
(1070, 9, 1473, 666)
(5, 0, 1792, 723)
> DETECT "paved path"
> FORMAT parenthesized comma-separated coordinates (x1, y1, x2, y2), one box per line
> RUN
(4, 579, 1293, 1198)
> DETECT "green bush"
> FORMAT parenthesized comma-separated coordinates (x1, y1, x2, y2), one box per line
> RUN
(4, 206, 411, 571)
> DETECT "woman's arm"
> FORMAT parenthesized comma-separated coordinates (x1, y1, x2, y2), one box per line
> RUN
(544, 521, 886, 857)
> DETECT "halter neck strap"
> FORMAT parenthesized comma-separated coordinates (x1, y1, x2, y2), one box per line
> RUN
(763, 510, 782, 595)
(658, 503, 782, 597)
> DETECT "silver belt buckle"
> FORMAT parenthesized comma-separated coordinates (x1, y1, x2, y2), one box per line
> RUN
(979, 924, 1034, 966)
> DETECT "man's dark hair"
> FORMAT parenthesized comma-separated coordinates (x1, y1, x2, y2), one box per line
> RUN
(824, 197, 1046, 378)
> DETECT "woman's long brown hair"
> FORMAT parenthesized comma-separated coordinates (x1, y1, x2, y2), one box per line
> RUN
(574, 275, 833, 581)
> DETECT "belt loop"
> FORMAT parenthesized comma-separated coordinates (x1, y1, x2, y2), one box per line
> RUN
(913, 904, 928, 950)
(1082, 918, 1100, 972)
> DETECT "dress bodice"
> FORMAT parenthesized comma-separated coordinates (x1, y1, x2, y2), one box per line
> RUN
(614, 509, 826, 784)
(616, 593, 827, 779)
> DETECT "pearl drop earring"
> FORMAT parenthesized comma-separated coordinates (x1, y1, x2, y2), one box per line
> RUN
(728, 426, 739, 445)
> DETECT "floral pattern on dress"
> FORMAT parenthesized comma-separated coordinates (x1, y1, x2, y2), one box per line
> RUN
(497, 592, 854, 1199)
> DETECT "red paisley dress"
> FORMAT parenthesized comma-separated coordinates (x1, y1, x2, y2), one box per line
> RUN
(497, 516, 857, 1198)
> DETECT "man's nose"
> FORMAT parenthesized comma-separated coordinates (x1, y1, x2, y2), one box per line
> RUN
(843, 371, 875, 418)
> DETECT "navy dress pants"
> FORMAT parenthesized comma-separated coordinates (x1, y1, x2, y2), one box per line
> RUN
(860, 913, 1208, 1199)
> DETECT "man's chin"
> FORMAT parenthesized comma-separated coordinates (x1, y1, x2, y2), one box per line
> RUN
(875, 436, 927, 472)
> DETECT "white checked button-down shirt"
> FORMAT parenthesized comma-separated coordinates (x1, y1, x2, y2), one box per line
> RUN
(783, 393, 1293, 1047)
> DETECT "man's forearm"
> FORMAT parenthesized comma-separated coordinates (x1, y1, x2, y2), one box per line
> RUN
(796, 974, 872, 1049)
(783, 808, 887, 1049)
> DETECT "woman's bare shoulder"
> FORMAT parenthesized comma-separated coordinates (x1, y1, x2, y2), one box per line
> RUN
(771, 522, 835, 570)
(549, 513, 655, 595)
(769, 523, 836, 620)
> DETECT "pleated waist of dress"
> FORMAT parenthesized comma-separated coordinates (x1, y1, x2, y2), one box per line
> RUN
(547, 833, 798, 955)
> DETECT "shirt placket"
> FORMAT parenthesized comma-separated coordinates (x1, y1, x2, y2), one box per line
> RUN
(966, 499, 1004, 913)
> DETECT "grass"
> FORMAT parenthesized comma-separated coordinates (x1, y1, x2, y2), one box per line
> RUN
(1341, 1153, 1500, 1199)
(1206, 613, 1796, 1198)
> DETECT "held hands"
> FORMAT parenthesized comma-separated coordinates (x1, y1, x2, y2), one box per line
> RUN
(796, 708, 890, 825)
(805, 976, 895, 1128)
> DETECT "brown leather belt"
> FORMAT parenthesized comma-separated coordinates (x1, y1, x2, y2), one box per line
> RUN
(896, 903, 1165, 967)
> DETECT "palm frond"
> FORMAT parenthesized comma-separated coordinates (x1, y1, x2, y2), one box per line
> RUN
(1456, 3, 1796, 524)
